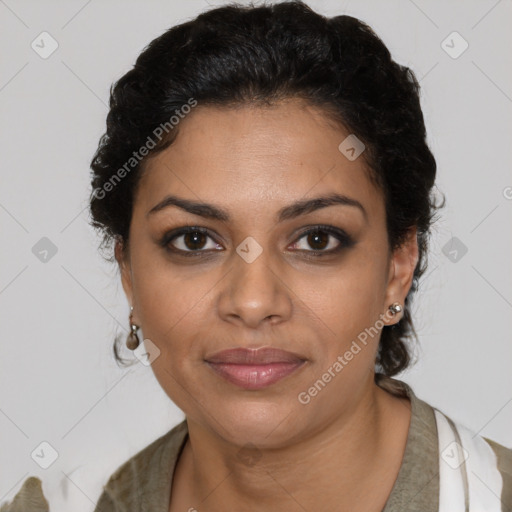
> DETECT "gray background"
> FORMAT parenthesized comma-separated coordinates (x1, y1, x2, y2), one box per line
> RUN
(1, 0, 511, 510)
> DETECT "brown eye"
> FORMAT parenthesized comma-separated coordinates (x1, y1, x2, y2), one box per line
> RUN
(293, 229, 341, 252)
(182, 231, 208, 250)
(306, 231, 330, 250)
(290, 225, 355, 256)
(161, 227, 223, 255)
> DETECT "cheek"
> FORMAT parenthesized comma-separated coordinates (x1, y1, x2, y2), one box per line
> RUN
(293, 259, 389, 380)
(130, 261, 211, 407)
(130, 250, 216, 336)
(129, 253, 224, 388)
(297, 255, 387, 330)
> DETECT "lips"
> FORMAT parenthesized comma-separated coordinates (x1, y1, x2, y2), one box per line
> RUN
(206, 347, 305, 365)
(205, 347, 307, 390)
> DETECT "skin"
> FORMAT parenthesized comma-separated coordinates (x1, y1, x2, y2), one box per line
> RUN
(116, 98, 418, 512)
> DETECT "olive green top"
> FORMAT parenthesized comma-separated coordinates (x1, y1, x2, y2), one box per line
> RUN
(2, 376, 511, 511)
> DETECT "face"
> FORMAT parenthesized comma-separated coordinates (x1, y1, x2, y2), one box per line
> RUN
(117, 98, 418, 448)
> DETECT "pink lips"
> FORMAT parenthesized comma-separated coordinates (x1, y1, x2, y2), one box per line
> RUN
(205, 347, 306, 390)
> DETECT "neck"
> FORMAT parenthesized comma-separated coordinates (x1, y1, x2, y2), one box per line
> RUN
(173, 379, 411, 512)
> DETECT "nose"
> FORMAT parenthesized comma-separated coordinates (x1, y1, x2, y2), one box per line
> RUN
(217, 244, 293, 329)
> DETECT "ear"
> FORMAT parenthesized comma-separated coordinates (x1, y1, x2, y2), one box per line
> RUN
(382, 226, 419, 325)
(115, 238, 134, 307)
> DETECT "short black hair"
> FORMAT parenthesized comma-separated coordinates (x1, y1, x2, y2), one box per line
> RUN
(89, 0, 444, 377)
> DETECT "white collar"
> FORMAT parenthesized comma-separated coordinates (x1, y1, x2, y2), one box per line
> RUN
(435, 408, 504, 511)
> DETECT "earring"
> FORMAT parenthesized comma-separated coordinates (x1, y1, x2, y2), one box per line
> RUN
(388, 302, 403, 316)
(126, 306, 140, 350)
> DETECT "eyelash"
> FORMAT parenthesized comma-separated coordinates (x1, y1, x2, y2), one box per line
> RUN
(159, 225, 355, 258)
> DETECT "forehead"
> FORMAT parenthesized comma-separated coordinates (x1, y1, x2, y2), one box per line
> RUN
(135, 99, 383, 222)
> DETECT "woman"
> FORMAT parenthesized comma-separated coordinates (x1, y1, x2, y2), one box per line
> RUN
(3, 1, 510, 511)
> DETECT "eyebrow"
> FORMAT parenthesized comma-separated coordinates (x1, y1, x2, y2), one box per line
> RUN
(147, 193, 367, 223)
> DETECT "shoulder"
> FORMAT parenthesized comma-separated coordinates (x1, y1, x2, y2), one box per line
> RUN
(0, 476, 49, 512)
(444, 414, 512, 510)
(483, 436, 512, 508)
(483, 436, 512, 472)
(94, 419, 188, 511)
(102, 419, 188, 488)
(378, 374, 512, 510)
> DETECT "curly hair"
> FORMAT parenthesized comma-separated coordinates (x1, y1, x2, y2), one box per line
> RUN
(89, 0, 444, 377)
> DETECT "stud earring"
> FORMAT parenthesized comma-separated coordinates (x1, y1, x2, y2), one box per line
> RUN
(388, 302, 403, 316)
(126, 306, 140, 350)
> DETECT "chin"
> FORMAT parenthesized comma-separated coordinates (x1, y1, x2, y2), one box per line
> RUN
(207, 398, 305, 448)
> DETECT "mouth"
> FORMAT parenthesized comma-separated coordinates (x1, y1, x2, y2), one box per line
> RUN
(204, 347, 307, 390)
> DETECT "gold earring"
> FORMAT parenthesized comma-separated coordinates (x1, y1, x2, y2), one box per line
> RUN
(126, 306, 140, 350)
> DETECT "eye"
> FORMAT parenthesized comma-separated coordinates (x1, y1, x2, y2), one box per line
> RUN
(160, 224, 354, 258)
(161, 227, 223, 255)
(289, 225, 354, 255)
